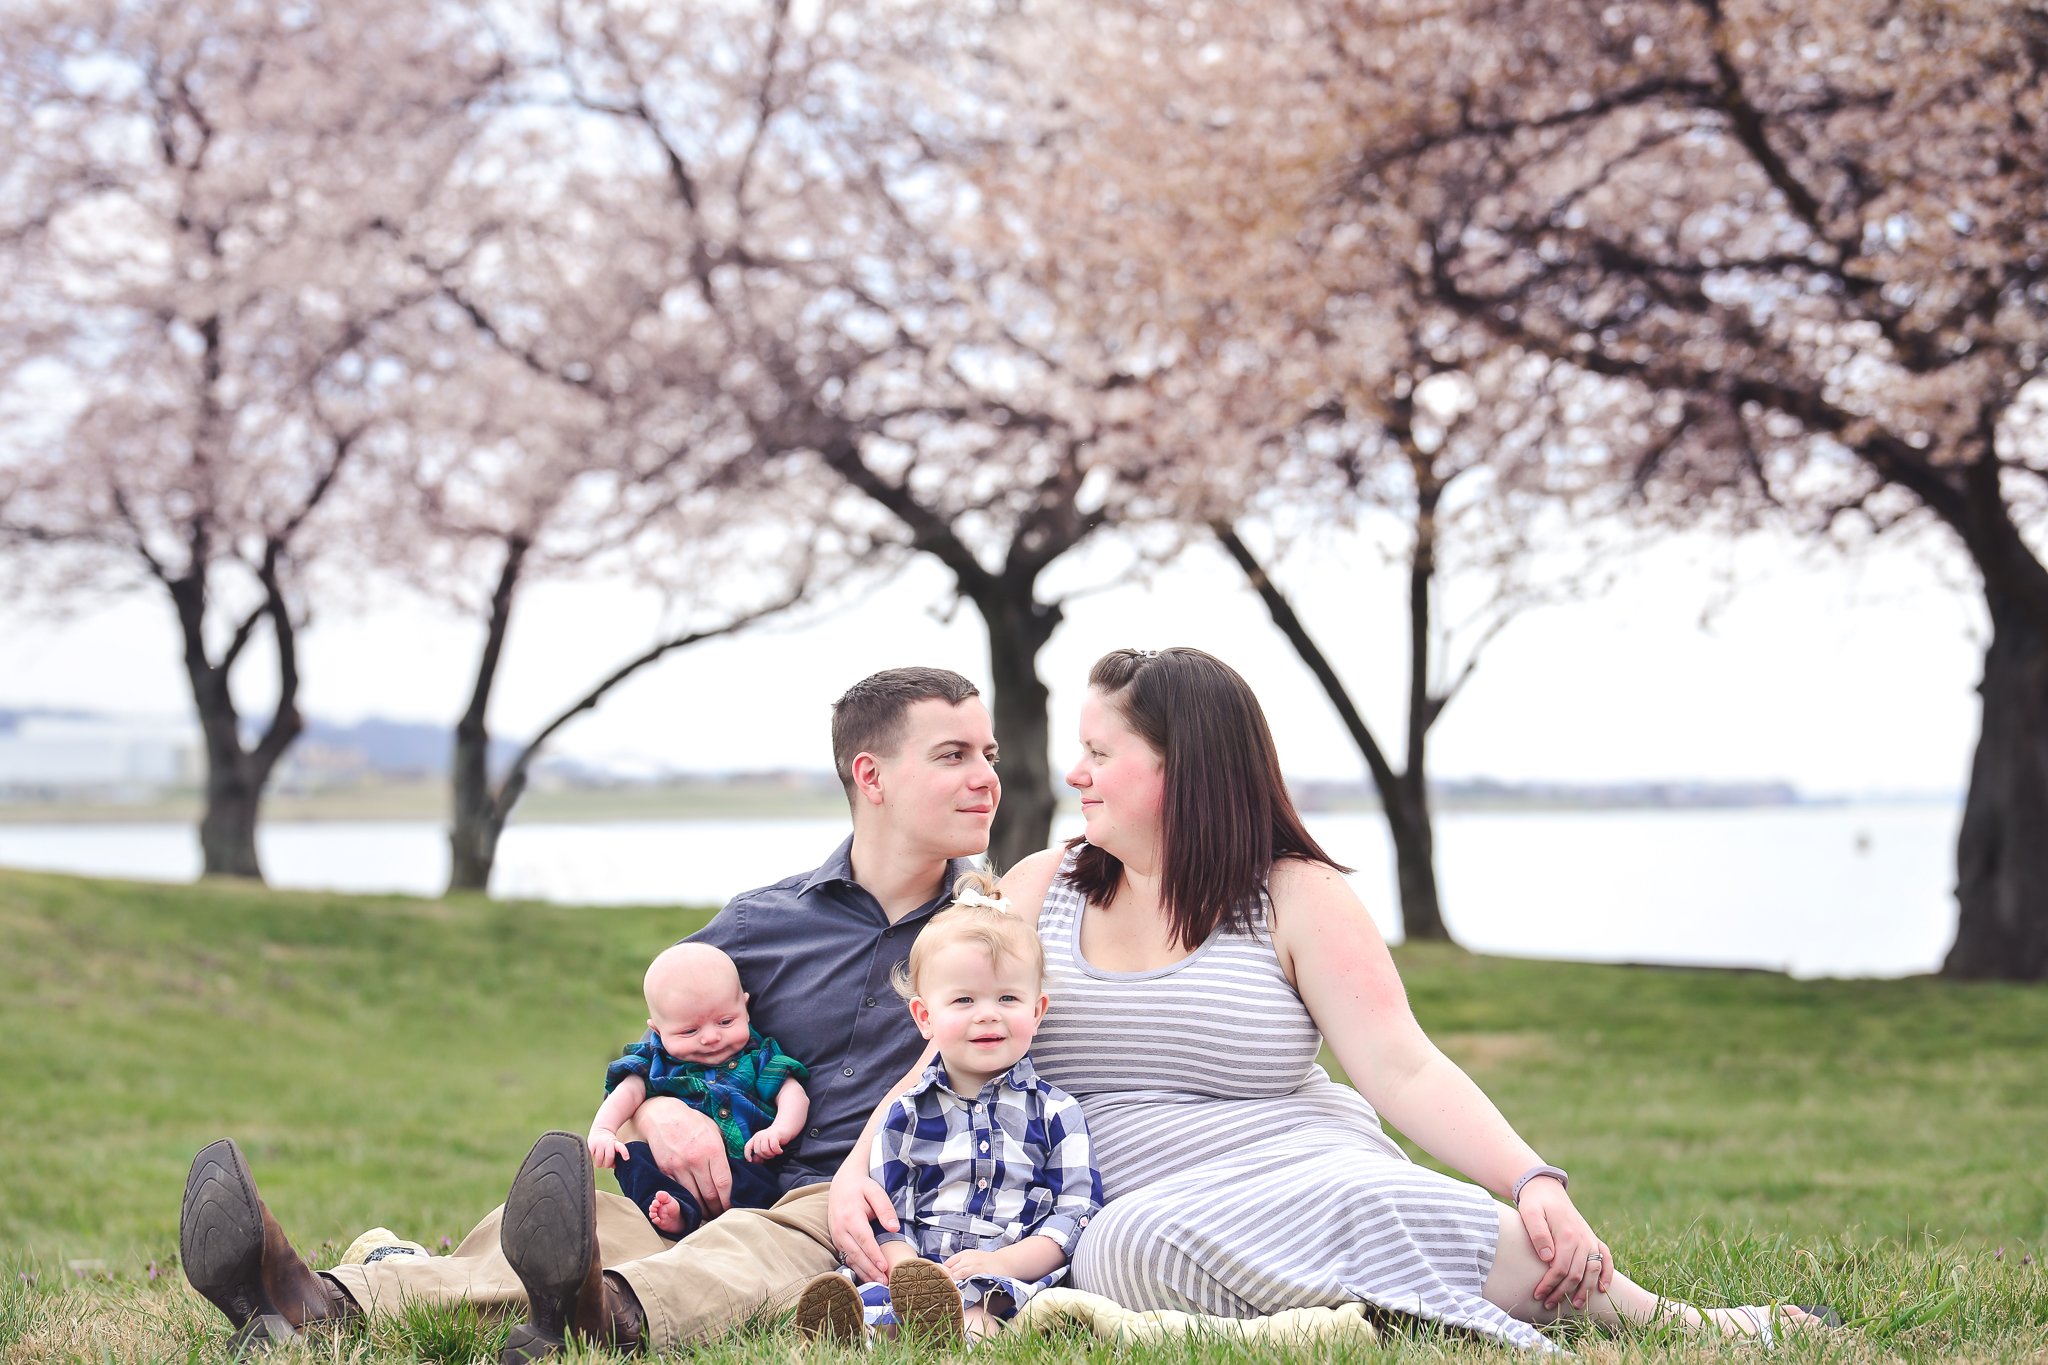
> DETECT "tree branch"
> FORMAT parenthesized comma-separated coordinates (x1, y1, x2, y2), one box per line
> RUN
(1213, 520, 1405, 797)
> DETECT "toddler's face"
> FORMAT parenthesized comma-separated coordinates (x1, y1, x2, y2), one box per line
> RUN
(909, 941, 1047, 1091)
(648, 980, 751, 1067)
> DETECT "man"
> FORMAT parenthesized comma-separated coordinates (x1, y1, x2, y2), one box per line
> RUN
(179, 667, 1001, 1359)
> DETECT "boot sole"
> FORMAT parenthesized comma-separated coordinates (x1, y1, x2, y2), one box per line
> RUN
(794, 1273, 865, 1343)
(181, 1138, 271, 1329)
(499, 1132, 595, 1359)
(889, 1259, 964, 1343)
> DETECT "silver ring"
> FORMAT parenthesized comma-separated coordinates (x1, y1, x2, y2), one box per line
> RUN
(1586, 1252, 1603, 1264)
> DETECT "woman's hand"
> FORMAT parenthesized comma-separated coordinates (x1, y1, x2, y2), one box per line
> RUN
(1517, 1178, 1613, 1309)
(827, 1168, 897, 1284)
(633, 1098, 732, 1217)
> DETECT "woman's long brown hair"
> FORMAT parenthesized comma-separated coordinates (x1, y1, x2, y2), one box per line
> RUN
(1067, 647, 1348, 949)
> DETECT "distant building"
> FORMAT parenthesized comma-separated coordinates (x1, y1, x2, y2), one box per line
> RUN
(0, 715, 202, 792)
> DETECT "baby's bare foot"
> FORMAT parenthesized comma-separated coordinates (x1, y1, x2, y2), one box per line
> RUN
(646, 1192, 685, 1235)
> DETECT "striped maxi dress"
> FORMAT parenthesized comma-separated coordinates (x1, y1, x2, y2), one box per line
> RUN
(1028, 851, 1555, 1352)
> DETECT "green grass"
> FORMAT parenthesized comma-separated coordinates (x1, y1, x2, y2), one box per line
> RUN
(1, 867, 2042, 1362)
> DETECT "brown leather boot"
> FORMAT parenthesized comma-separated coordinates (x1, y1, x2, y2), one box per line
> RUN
(499, 1132, 644, 1362)
(180, 1138, 357, 1352)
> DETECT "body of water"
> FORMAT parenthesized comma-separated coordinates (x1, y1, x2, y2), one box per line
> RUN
(0, 804, 1959, 979)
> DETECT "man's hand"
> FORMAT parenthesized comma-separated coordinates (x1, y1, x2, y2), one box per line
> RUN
(633, 1097, 733, 1218)
(587, 1128, 632, 1170)
(827, 1170, 898, 1284)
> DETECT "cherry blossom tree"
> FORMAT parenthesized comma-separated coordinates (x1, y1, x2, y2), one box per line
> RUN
(0, 0, 501, 879)
(1333, 0, 2048, 977)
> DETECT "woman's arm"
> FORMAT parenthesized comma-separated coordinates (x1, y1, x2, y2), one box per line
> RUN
(826, 1039, 938, 1282)
(998, 847, 1065, 928)
(1269, 859, 1606, 1303)
(1269, 860, 1540, 1193)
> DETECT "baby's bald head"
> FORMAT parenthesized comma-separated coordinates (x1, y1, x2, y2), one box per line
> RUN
(643, 942, 752, 1066)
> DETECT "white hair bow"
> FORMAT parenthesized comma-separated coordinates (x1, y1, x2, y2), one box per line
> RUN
(953, 887, 1012, 914)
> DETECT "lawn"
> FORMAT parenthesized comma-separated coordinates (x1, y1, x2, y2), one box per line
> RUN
(1, 867, 2042, 1362)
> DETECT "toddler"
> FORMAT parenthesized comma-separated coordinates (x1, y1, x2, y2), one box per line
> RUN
(587, 941, 810, 1236)
(795, 875, 1101, 1345)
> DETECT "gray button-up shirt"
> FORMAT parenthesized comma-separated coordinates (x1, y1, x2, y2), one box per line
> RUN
(688, 836, 976, 1192)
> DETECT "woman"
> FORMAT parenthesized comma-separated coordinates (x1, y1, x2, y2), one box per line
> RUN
(994, 646, 1831, 1349)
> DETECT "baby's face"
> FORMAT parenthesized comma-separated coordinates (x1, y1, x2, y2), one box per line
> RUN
(648, 980, 751, 1067)
(909, 941, 1047, 1091)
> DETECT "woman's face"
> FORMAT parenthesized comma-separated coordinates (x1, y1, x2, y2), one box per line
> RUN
(1067, 688, 1166, 865)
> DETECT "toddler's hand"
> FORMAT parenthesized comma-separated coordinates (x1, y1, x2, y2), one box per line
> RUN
(588, 1129, 632, 1169)
(940, 1250, 1002, 1280)
(743, 1130, 785, 1162)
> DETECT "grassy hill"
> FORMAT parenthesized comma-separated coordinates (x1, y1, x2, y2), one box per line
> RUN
(1, 867, 2042, 1361)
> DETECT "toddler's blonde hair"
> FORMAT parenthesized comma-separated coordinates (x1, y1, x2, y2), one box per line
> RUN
(892, 870, 1046, 1001)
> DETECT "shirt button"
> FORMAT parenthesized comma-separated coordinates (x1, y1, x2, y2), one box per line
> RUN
(977, 1179, 989, 1189)
(809, 1127, 821, 1138)
(864, 996, 877, 1007)
(718, 1107, 730, 1118)
(979, 1142, 989, 1153)
(883, 928, 896, 939)
(842, 1067, 855, 1077)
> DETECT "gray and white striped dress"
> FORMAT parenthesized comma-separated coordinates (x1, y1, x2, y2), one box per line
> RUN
(1030, 852, 1554, 1351)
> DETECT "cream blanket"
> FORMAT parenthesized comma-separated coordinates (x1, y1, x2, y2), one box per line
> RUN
(343, 1230, 1380, 1345)
(1012, 1287, 1379, 1345)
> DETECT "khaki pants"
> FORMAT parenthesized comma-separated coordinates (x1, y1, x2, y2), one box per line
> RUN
(325, 1185, 836, 1349)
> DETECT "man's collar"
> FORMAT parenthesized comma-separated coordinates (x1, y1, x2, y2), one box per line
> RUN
(797, 835, 860, 895)
(798, 839, 984, 919)
(910, 1052, 1041, 1101)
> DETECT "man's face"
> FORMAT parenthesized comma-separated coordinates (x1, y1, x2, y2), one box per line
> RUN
(866, 697, 1000, 858)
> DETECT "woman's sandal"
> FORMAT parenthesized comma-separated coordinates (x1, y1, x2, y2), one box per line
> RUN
(794, 1272, 865, 1344)
(1719, 1304, 1844, 1346)
(889, 1259, 966, 1344)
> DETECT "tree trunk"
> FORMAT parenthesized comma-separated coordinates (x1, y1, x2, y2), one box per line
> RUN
(197, 748, 264, 880)
(446, 538, 527, 896)
(172, 572, 284, 882)
(446, 793, 506, 894)
(1383, 775, 1448, 943)
(1944, 592, 2048, 980)
(1212, 521, 1458, 943)
(983, 587, 1062, 873)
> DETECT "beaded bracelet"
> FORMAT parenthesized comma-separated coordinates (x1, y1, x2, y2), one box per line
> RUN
(1511, 1163, 1570, 1203)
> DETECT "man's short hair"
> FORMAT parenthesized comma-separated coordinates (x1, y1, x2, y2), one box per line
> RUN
(830, 667, 982, 796)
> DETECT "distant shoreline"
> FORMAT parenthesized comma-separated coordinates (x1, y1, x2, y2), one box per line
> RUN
(0, 775, 1962, 826)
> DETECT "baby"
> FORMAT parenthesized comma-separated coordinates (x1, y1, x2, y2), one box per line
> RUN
(587, 941, 810, 1237)
(795, 875, 1101, 1345)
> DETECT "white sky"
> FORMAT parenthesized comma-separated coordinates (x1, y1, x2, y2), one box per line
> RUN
(0, 523, 1986, 799)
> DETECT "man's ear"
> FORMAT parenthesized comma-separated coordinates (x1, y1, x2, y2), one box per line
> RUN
(907, 996, 935, 1039)
(851, 752, 886, 807)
